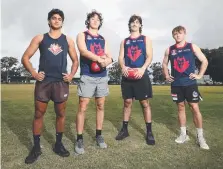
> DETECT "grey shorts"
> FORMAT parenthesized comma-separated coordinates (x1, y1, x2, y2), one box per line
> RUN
(77, 75, 109, 98)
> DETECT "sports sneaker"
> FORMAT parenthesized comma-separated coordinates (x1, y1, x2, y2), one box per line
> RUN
(96, 135, 107, 148)
(75, 139, 85, 154)
(146, 132, 155, 145)
(197, 135, 209, 150)
(25, 146, 42, 164)
(53, 142, 70, 157)
(175, 134, 190, 144)
(115, 128, 129, 140)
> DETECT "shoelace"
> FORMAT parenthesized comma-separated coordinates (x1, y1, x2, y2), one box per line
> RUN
(77, 140, 84, 148)
(97, 136, 104, 143)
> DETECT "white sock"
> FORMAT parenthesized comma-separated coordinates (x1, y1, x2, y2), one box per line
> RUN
(196, 128, 203, 137)
(180, 126, 187, 135)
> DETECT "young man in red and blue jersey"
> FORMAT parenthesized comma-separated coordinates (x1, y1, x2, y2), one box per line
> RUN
(75, 10, 113, 154)
(115, 15, 155, 145)
(162, 26, 209, 150)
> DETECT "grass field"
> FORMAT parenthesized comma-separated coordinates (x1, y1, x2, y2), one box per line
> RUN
(1, 84, 223, 169)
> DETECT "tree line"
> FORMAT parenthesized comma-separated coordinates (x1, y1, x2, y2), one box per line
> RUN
(1, 46, 223, 84)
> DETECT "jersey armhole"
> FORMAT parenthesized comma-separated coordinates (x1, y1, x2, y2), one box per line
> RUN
(190, 43, 195, 54)
(168, 46, 171, 61)
(39, 34, 45, 45)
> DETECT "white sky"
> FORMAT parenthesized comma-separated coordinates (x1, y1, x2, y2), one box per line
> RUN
(1, 0, 223, 77)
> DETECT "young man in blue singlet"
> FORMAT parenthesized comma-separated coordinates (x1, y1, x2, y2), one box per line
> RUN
(115, 15, 155, 145)
(22, 9, 79, 164)
(75, 10, 113, 154)
(162, 26, 209, 150)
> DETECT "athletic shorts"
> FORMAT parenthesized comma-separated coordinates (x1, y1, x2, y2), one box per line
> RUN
(35, 81, 69, 103)
(77, 75, 109, 98)
(121, 74, 152, 100)
(171, 84, 202, 103)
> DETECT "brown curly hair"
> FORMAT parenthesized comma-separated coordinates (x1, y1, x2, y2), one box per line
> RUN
(128, 14, 143, 33)
(85, 10, 103, 30)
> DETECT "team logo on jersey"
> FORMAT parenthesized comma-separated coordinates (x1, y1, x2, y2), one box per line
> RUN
(126, 40, 130, 45)
(184, 49, 191, 52)
(174, 56, 190, 73)
(87, 35, 92, 40)
(192, 91, 198, 97)
(171, 49, 177, 56)
(127, 45, 142, 62)
(90, 43, 104, 56)
(48, 43, 63, 56)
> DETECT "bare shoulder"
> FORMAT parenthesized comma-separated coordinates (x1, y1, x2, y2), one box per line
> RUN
(66, 36, 75, 45)
(77, 32, 85, 38)
(165, 47, 170, 55)
(32, 34, 44, 44)
(144, 35, 151, 41)
(191, 43, 200, 51)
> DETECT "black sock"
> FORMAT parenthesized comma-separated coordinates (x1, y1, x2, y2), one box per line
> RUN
(96, 130, 102, 137)
(33, 135, 40, 148)
(77, 134, 83, 141)
(146, 122, 152, 133)
(123, 121, 129, 130)
(56, 132, 63, 144)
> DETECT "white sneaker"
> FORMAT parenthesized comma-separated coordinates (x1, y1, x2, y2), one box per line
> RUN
(197, 136, 209, 150)
(175, 134, 190, 144)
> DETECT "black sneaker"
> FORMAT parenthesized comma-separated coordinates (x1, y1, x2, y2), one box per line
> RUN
(115, 128, 129, 140)
(146, 132, 155, 145)
(25, 146, 42, 164)
(53, 142, 70, 157)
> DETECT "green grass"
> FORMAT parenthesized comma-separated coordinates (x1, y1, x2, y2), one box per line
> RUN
(1, 84, 223, 169)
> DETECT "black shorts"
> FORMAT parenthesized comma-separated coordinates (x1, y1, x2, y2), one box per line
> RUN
(171, 84, 202, 103)
(121, 75, 152, 100)
(35, 81, 69, 103)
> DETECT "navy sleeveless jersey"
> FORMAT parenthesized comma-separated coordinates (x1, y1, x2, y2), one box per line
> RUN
(124, 35, 146, 68)
(169, 42, 196, 86)
(80, 31, 107, 77)
(38, 33, 68, 82)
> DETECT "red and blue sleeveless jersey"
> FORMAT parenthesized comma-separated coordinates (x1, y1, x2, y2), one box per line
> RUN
(124, 35, 146, 68)
(169, 42, 197, 86)
(80, 31, 107, 77)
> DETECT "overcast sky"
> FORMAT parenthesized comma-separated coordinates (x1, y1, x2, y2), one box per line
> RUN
(1, 0, 223, 77)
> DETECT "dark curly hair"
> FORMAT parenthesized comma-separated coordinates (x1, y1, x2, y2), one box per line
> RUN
(128, 14, 143, 33)
(47, 9, 64, 28)
(85, 10, 103, 30)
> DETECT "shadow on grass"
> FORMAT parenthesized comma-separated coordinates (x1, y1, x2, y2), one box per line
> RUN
(2, 101, 33, 151)
(151, 95, 179, 136)
(104, 96, 124, 132)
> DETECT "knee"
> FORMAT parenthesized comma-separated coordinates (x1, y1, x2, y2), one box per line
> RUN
(178, 102, 185, 111)
(189, 104, 199, 113)
(78, 100, 88, 114)
(56, 112, 65, 118)
(34, 109, 45, 119)
(124, 99, 132, 108)
(140, 101, 150, 109)
(96, 102, 104, 111)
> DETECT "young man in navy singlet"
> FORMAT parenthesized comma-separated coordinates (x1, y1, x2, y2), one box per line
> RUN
(162, 26, 209, 150)
(22, 9, 79, 164)
(115, 15, 155, 145)
(75, 10, 113, 154)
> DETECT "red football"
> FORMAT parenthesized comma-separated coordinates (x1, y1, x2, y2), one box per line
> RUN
(91, 62, 101, 72)
(127, 68, 138, 79)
